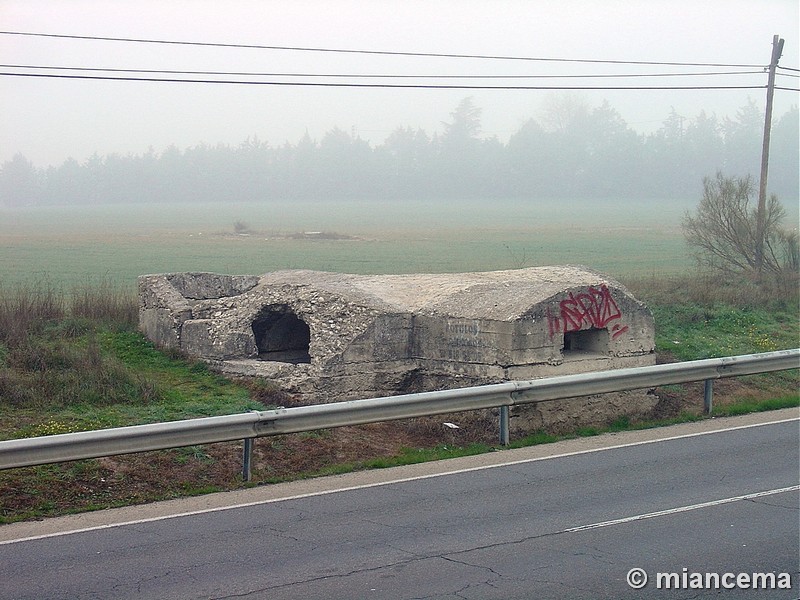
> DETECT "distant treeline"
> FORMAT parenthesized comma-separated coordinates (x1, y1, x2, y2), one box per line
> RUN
(1, 97, 797, 206)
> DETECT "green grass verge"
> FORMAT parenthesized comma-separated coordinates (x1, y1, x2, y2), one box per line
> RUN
(1, 325, 277, 440)
(651, 303, 798, 361)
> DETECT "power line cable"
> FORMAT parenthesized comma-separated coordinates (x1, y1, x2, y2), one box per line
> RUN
(0, 70, 770, 90)
(0, 30, 767, 69)
(0, 63, 766, 80)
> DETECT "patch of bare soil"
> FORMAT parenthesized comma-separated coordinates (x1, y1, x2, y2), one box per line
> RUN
(216, 230, 364, 241)
(283, 231, 362, 240)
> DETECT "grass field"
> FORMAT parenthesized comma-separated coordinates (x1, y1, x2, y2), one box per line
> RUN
(1, 197, 695, 287)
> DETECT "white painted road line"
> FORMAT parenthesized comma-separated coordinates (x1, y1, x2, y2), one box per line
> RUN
(564, 485, 800, 533)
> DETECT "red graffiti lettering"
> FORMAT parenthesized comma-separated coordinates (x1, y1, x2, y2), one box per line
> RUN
(548, 285, 628, 339)
(611, 324, 630, 339)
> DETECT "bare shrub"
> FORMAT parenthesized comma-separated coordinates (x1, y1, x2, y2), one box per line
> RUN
(682, 173, 799, 280)
(233, 220, 252, 235)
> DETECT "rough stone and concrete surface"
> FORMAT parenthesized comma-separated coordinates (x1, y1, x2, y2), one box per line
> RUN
(138, 267, 657, 430)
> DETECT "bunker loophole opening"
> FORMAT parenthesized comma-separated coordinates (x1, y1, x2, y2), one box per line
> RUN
(563, 327, 609, 357)
(252, 305, 311, 364)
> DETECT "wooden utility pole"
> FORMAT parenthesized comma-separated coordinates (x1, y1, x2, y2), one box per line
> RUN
(754, 34, 784, 276)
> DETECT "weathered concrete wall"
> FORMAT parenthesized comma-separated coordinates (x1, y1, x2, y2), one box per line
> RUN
(138, 267, 658, 427)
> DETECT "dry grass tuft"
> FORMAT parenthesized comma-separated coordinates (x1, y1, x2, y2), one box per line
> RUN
(70, 279, 138, 329)
(625, 270, 799, 309)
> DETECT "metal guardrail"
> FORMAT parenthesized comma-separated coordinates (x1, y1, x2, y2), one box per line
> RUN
(0, 349, 797, 472)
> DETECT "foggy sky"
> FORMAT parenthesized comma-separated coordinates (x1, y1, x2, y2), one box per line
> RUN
(1, 0, 798, 168)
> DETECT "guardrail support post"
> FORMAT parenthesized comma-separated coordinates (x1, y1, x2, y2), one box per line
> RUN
(703, 379, 714, 415)
(242, 438, 254, 481)
(499, 406, 510, 446)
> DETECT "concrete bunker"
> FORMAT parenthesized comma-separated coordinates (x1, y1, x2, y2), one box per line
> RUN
(138, 267, 658, 429)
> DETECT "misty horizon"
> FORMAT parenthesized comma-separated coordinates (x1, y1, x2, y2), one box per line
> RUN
(2, 1, 798, 170)
(4, 95, 799, 172)
(2, 95, 797, 207)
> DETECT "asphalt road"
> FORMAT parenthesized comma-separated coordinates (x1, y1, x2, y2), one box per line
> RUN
(1, 410, 798, 600)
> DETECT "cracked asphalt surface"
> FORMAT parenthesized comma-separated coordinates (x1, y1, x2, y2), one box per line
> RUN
(1, 411, 798, 599)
